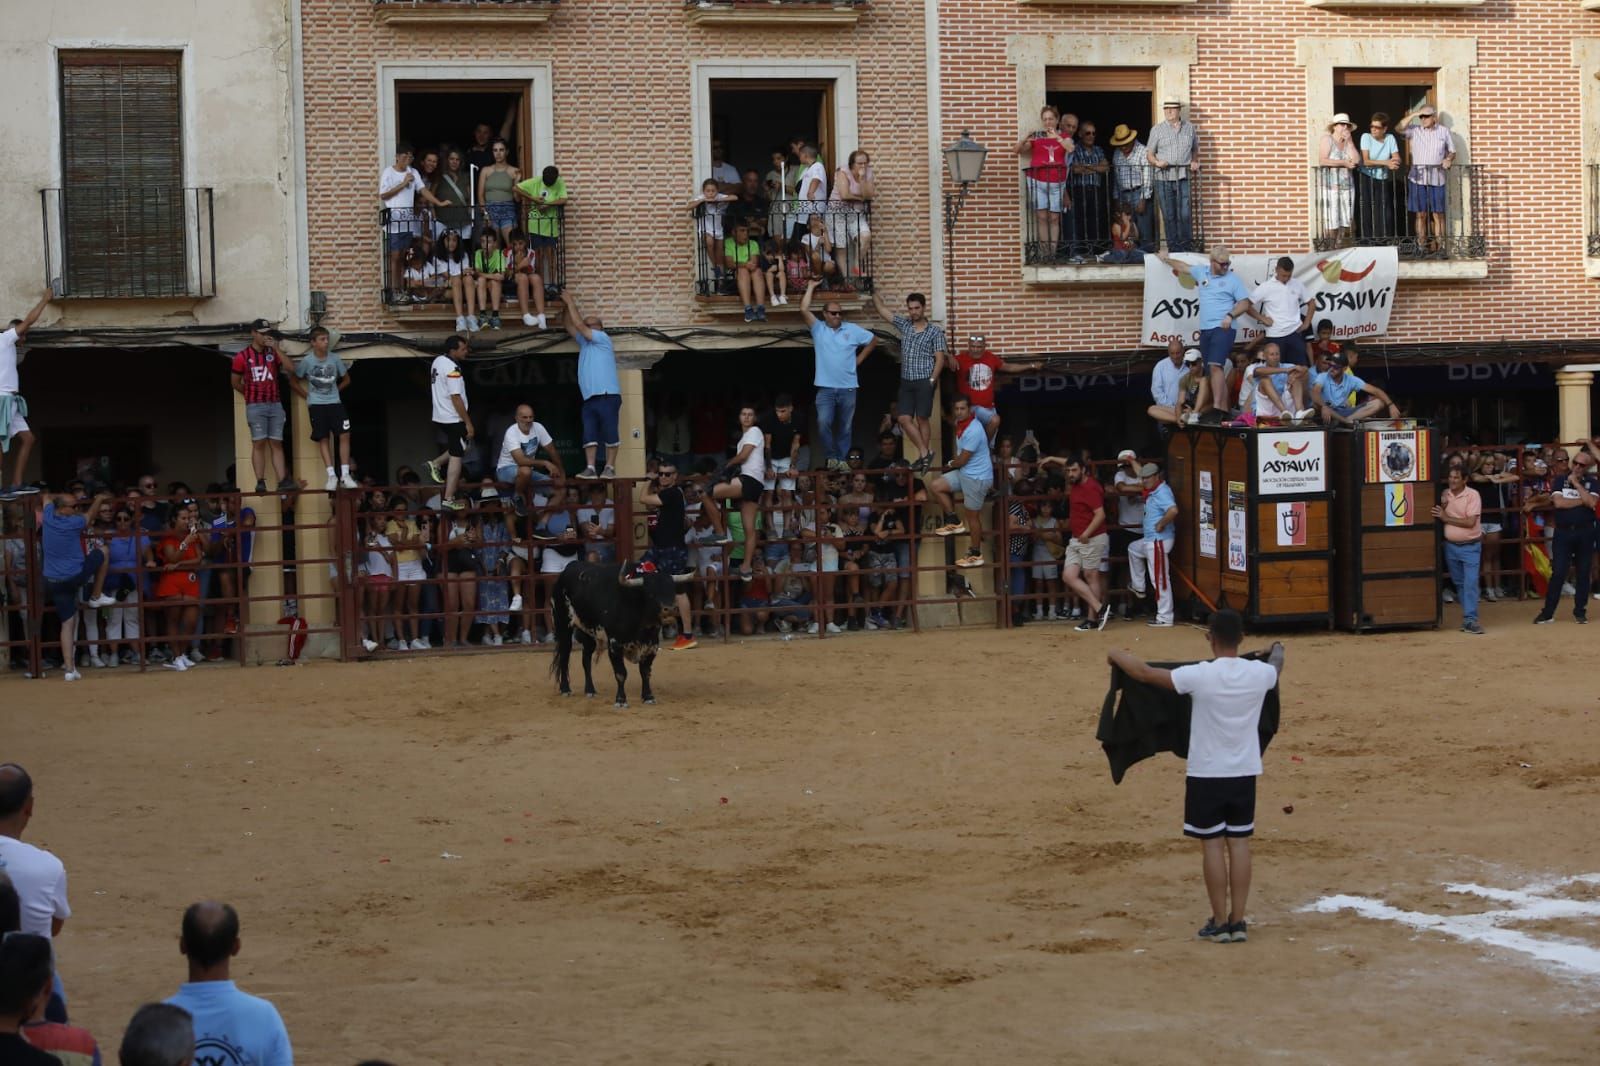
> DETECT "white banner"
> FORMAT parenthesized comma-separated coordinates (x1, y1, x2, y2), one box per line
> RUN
(1141, 248, 1399, 348)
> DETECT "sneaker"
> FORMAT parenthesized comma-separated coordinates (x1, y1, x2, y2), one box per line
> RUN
(1146, 619, 1174, 627)
(755, 305, 768, 321)
(119, 651, 138, 666)
(1096, 603, 1112, 631)
(63, 669, 82, 682)
(1293, 408, 1314, 422)
(325, 473, 339, 492)
(1462, 620, 1484, 635)
(519, 629, 532, 645)
(743, 306, 755, 322)
(489, 312, 502, 329)
(1563, 582, 1577, 596)
(1226, 920, 1248, 943)
(955, 552, 984, 569)
(863, 615, 879, 631)
(511, 495, 527, 517)
(1442, 587, 1455, 604)
(576, 466, 599, 480)
(425, 459, 444, 484)
(410, 638, 429, 650)
(825, 622, 844, 634)
(87, 653, 106, 669)
(536, 313, 547, 330)
(509, 594, 524, 612)
(148, 647, 170, 664)
(934, 523, 967, 537)
(1533, 614, 1555, 625)
(807, 622, 820, 635)
(341, 473, 360, 490)
(443, 498, 465, 511)
(1577, 615, 1590, 625)
(387, 638, 403, 651)
(539, 632, 555, 645)
(601, 465, 616, 479)
(1054, 606, 1073, 620)
(276, 477, 298, 492)
(254, 479, 267, 494)
(480, 634, 497, 647)
(162, 658, 188, 672)
(523, 313, 537, 327)
(466, 315, 480, 332)
(87, 594, 116, 608)
(1197, 917, 1229, 941)
(1074, 618, 1099, 633)
(455, 315, 467, 331)
(362, 638, 378, 653)
(776, 619, 793, 634)
(846, 618, 863, 631)
(1069, 607, 1084, 620)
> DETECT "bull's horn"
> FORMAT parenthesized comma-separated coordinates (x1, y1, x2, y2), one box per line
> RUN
(621, 577, 645, 587)
(672, 572, 695, 584)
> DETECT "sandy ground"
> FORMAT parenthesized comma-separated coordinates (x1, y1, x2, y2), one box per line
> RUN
(9, 597, 1600, 1064)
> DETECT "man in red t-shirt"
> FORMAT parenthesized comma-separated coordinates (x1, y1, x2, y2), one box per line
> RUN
(950, 334, 1037, 444)
(1041, 453, 1112, 631)
(229, 319, 294, 494)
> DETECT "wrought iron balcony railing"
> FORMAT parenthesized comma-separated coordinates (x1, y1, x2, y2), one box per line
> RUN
(1021, 163, 1204, 264)
(40, 186, 216, 299)
(693, 199, 872, 312)
(1312, 163, 1485, 260)
(379, 205, 565, 321)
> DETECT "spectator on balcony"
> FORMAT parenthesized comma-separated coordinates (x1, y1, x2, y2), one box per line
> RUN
(929, 396, 993, 571)
(380, 144, 440, 305)
(828, 150, 874, 285)
(1359, 112, 1401, 244)
(732, 169, 770, 240)
(953, 334, 1033, 446)
(1148, 348, 1205, 426)
(1069, 121, 1109, 258)
(231, 320, 294, 495)
(1312, 351, 1398, 425)
(1249, 256, 1314, 367)
(463, 108, 516, 173)
(496, 403, 563, 513)
(433, 146, 475, 242)
(425, 334, 473, 511)
(401, 239, 442, 305)
(506, 230, 548, 330)
(725, 220, 769, 322)
(1098, 202, 1146, 264)
(515, 164, 566, 282)
(424, 231, 471, 330)
(471, 229, 507, 331)
(869, 290, 945, 472)
(801, 279, 879, 472)
(1317, 115, 1358, 248)
(0, 290, 50, 500)
(476, 139, 522, 247)
(565, 291, 622, 481)
(709, 139, 740, 194)
(1399, 104, 1456, 258)
(290, 326, 357, 492)
(1017, 105, 1076, 261)
(795, 143, 828, 239)
(1155, 245, 1258, 417)
(1147, 99, 1199, 253)
(800, 215, 841, 285)
(1109, 125, 1152, 232)
(690, 179, 739, 292)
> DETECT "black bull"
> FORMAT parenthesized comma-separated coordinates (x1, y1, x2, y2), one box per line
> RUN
(548, 560, 691, 707)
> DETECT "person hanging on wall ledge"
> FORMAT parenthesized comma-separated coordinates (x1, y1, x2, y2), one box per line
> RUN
(564, 292, 622, 481)
(0, 289, 52, 500)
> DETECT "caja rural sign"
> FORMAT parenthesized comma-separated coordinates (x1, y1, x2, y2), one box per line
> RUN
(1257, 431, 1326, 496)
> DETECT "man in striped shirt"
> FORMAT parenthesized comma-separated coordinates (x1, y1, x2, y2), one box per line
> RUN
(229, 320, 295, 494)
(870, 290, 946, 473)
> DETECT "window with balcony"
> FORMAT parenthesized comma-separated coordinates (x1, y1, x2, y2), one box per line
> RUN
(1315, 69, 1484, 260)
(45, 51, 215, 299)
(684, 0, 866, 26)
(372, 0, 557, 25)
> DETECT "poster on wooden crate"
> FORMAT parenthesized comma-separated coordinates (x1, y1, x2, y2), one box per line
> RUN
(1276, 501, 1307, 547)
(1365, 428, 1432, 484)
(1384, 483, 1415, 527)
(1198, 471, 1217, 558)
(1227, 481, 1248, 572)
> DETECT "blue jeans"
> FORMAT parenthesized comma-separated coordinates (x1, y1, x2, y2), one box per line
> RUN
(1156, 178, 1192, 252)
(1443, 540, 1481, 625)
(814, 387, 857, 463)
(1009, 551, 1028, 599)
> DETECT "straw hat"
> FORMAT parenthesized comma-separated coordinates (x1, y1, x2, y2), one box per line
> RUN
(1109, 124, 1138, 148)
(1327, 113, 1354, 131)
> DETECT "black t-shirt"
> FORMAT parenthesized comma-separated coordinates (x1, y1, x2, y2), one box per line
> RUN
(866, 454, 896, 470)
(1551, 471, 1600, 530)
(762, 415, 798, 459)
(0, 1033, 62, 1066)
(651, 485, 687, 549)
(872, 509, 902, 554)
(464, 143, 499, 173)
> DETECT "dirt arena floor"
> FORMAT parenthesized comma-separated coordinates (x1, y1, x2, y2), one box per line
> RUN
(10, 597, 1600, 1064)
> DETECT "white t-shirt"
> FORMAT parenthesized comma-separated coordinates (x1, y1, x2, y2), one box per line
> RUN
(0, 327, 19, 393)
(1249, 362, 1292, 417)
(797, 162, 828, 218)
(710, 161, 740, 186)
(0, 835, 71, 938)
(801, 231, 833, 264)
(433, 256, 467, 279)
(497, 421, 553, 470)
(1170, 657, 1279, 778)
(366, 532, 394, 578)
(1113, 470, 1146, 530)
(737, 425, 766, 481)
(429, 355, 467, 424)
(1249, 277, 1311, 339)
(380, 165, 422, 211)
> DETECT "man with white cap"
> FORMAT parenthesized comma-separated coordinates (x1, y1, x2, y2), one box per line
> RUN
(1147, 348, 1206, 426)
(1129, 462, 1177, 627)
(1146, 98, 1199, 252)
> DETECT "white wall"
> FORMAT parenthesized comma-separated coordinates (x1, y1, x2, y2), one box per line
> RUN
(0, 0, 299, 330)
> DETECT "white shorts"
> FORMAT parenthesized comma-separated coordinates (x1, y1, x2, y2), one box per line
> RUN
(762, 457, 796, 492)
(5, 409, 25, 438)
(511, 546, 530, 562)
(697, 216, 725, 239)
(396, 560, 426, 582)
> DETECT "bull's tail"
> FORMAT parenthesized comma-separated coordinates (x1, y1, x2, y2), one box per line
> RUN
(549, 577, 574, 688)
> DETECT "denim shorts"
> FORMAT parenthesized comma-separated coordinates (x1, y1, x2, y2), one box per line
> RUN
(1027, 178, 1065, 212)
(246, 402, 286, 442)
(943, 469, 992, 506)
(1198, 327, 1235, 368)
(497, 464, 552, 486)
(581, 393, 622, 447)
(1406, 181, 1447, 214)
(485, 201, 518, 230)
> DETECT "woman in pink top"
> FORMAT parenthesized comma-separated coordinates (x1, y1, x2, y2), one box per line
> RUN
(828, 150, 874, 288)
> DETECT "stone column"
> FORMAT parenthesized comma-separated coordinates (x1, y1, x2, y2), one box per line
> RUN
(234, 392, 283, 664)
(288, 391, 340, 657)
(1556, 367, 1596, 451)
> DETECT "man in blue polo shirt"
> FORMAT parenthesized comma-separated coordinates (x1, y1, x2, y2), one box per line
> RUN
(564, 290, 621, 479)
(927, 396, 994, 570)
(41, 492, 118, 681)
(1532, 447, 1598, 625)
(1129, 462, 1178, 627)
(800, 279, 878, 472)
(1157, 246, 1261, 419)
(166, 902, 292, 1066)
(1311, 351, 1399, 425)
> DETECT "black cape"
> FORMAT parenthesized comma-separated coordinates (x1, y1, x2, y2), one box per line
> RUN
(1096, 652, 1281, 784)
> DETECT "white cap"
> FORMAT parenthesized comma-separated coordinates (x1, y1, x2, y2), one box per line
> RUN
(1182, 348, 1202, 363)
(1116, 449, 1138, 461)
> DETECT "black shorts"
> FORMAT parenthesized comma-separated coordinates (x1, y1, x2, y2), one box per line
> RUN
(1183, 775, 1256, 839)
(897, 376, 935, 419)
(739, 475, 763, 502)
(433, 421, 468, 458)
(310, 404, 350, 442)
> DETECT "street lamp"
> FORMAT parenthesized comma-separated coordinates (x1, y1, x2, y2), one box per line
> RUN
(942, 130, 987, 337)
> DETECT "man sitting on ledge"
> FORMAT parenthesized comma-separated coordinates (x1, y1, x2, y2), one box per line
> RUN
(1311, 351, 1398, 425)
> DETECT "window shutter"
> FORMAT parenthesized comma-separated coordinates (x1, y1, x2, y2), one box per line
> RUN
(1334, 69, 1436, 88)
(1045, 67, 1157, 93)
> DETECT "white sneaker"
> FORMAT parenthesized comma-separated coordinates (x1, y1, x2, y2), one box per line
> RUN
(540, 632, 555, 644)
(455, 315, 467, 331)
(340, 473, 360, 490)
(480, 634, 496, 646)
(1442, 587, 1456, 603)
(325, 473, 339, 492)
(522, 313, 537, 327)
(87, 653, 105, 669)
(387, 638, 404, 651)
(825, 622, 843, 634)
(417, 636, 432, 649)
(362, 638, 378, 653)
(409, 638, 428, 651)
(863, 617, 879, 630)
(535, 313, 547, 330)
(493, 633, 504, 646)
(63, 669, 82, 682)
(509, 594, 523, 612)
(1562, 583, 1576, 596)
(162, 659, 188, 672)
(519, 629, 532, 645)
(466, 315, 480, 332)
(807, 622, 819, 634)
(87, 594, 116, 608)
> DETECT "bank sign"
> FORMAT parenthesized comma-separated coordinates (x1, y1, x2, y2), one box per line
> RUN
(1257, 431, 1326, 496)
(1141, 248, 1399, 347)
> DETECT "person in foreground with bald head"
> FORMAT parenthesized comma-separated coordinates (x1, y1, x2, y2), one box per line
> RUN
(165, 902, 293, 1066)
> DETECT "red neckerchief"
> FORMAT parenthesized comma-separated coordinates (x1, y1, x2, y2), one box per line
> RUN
(1141, 482, 1162, 499)
(957, 416, 975, 436)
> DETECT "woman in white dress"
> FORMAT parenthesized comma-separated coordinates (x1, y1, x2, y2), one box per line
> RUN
(1318, 114, 1358, 247)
